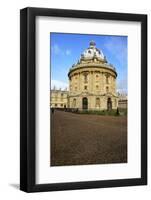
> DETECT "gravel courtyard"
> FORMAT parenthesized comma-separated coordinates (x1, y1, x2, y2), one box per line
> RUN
(51, 110, 127, 166)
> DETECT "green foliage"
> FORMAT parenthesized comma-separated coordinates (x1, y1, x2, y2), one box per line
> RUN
(77, 109, 127, 116)
(78, 109, 115, 116)
(118, 108, 127, 116)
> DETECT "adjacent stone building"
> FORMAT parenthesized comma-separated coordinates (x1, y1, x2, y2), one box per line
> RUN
(118, 93, 127, 109)
(51, 41, 119, 110)
(50, 88, 68, 108)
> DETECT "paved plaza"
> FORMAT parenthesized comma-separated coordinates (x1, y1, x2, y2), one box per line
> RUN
(51, 110, 127, 166)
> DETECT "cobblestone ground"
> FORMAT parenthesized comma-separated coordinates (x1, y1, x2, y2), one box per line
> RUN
(51, 110, 127, 166)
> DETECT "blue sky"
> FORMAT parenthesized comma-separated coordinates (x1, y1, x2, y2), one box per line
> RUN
(50, 33, 127, 93)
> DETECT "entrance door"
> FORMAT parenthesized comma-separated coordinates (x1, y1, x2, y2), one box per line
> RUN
(82, 97, 88, 110)
(107, 98, 112, 111)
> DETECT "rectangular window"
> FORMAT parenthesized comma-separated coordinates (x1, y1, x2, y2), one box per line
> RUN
(84, 74, 88, 83)
(106, 76, 109, 84)
(84, 85, 87, 90)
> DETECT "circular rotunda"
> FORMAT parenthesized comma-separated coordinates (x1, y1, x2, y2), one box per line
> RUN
(68, 41, 118, 110)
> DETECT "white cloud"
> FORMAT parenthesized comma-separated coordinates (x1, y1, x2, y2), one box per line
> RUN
(65, 49, 71, 55)
(51, 80, 68, 90)
(117, 79, 127, 94)
(52, 44, 61, 55)
(117, 88, 127, 95)
(52, 44, 71, 56)
(104, 37, 127, 66)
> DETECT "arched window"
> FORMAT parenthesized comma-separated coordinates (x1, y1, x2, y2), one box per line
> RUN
(107, 98, 112, 111)
(61, 93, 63, 101)
(106, 75, 109, 84)
(84, 85, 87, 90)
(83, 73, 88, 83)
(96, 97, 100, 108)
(82, 97, 88, 110)
(105, 74, 110, 84)
(72, 98, 76, 108)
(106, 86, 109, 93)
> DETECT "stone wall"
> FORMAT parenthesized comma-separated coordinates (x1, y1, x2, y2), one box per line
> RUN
(68, 65, 118, 110)
(51, 90, 68, 108)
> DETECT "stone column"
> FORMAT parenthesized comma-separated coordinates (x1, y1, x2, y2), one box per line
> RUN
(100, 72, 103, 94)
(78, 72, 80, 92)
(91, 71, 94, 93)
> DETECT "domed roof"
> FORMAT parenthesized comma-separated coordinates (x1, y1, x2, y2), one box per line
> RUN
(81, 41, 104, 60)
(68, 40, 117, 77)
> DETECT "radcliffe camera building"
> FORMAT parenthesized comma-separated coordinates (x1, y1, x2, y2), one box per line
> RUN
(51, 41, 119, 110)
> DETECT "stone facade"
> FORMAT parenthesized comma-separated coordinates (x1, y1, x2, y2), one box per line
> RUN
(68, 41, 118, 110)
(51, 41, 119, 110)
(50, 89, 68, 108)
(118, 93, 127, 109)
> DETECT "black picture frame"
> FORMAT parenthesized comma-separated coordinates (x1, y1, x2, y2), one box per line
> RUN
(20, 7, 147, 192)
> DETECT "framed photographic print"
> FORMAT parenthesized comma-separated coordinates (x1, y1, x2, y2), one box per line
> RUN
(20, 7, 147, 192)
